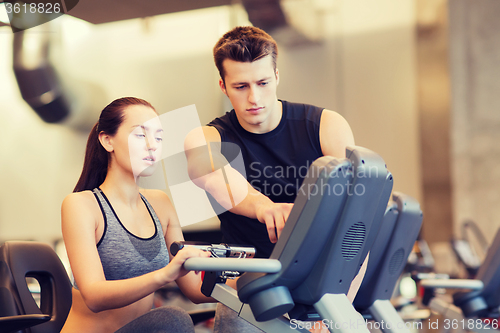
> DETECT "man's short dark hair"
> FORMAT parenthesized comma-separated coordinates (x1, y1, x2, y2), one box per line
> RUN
(213, 26, 278, 81)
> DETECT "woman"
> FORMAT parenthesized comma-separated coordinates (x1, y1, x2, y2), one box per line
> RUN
(61, 97, 212, 333)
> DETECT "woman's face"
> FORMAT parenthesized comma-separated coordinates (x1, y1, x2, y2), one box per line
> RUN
(110, 105, 163, 179)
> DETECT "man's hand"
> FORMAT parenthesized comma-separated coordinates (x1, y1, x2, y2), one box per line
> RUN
(256, 201, 293, 243)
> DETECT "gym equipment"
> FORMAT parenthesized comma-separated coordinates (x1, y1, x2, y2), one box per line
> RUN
(175, 146, 394, 332)
(171, 241, 255, 259)
(0, 241, 220, 333)
(451, 220, 487, 278)
(421, 227, 500, 332)
(0, 241, 72, 333)
(353, 192, 424, 333)
(13, 29, 70, 123)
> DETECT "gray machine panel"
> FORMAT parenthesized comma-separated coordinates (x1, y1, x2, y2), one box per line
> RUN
(354, 192, 423, 311)
(236, 146, 392, 321)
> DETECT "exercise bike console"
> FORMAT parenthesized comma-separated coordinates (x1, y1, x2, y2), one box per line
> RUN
(174, 146, 394, 333)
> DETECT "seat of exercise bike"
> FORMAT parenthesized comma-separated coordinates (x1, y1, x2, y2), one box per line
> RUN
(236, 146, 393, 322)
(0, 314, 50, 333)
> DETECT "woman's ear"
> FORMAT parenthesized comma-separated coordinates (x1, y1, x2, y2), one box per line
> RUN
(98, 132, 114, 153)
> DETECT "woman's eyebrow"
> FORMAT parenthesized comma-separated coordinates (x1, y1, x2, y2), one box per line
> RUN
(131, 125, 163, 133)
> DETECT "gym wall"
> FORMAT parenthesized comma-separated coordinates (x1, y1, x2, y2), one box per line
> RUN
(0, 1, 421, 243)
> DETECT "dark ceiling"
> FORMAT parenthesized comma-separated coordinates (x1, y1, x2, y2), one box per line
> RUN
(66, 0, 233, 24)
(2, 0, 290, 35)
(65, 0, 313, 47)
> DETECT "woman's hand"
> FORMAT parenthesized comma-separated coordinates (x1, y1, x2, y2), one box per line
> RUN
(161, 247, 211, 284)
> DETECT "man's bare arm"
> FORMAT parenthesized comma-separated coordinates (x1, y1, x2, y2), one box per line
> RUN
(184, 126, 292, 243)
(319, 109, 355, 158)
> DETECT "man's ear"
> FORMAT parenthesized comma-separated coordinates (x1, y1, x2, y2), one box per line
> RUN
(275, 68, 280, 86)
(219, 78, 228, 96)
(99, 132, 114, 153)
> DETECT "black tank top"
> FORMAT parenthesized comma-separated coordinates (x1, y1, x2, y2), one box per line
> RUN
(208, 100, 324, 258)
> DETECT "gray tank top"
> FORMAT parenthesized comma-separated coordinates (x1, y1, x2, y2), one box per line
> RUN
(92, 188, 169, 282)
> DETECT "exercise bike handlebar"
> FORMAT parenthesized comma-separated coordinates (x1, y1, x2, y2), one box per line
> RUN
(420, 279, 484, 291)
(183, 257, 282, 273)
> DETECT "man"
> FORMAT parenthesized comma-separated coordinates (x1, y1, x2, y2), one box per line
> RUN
(185, 26, 363, 332)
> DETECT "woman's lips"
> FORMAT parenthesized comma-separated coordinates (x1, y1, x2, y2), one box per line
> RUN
(143, 156, 156, 164)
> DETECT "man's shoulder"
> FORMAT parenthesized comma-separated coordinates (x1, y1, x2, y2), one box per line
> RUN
(207, 110, 238, 142)
(207, 110, 234, 128)
(282, 100, 324, 122)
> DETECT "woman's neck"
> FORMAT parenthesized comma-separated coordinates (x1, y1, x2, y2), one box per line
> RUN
(99, 167, 141, 208)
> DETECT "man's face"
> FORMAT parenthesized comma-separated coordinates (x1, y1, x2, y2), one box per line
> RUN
(219, 55, 280, 134)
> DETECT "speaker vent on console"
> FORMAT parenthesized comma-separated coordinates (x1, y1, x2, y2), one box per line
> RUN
(341, 222, 366, 260)
(388, 248, 405, 274)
